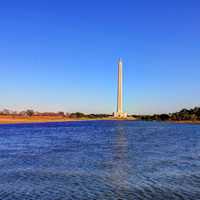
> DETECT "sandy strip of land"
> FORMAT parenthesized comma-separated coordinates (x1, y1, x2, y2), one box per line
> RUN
(1, 116, 199, 125)
(0, 115, 124, 124)
(0, 116, 76, 124)
(0, 115, 137, 124)
(0, 115, 100, 124)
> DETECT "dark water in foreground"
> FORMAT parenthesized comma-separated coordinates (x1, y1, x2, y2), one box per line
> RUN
(0, 121, 200, 200)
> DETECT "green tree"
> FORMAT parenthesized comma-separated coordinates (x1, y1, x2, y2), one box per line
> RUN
(26, 109, 34, 117)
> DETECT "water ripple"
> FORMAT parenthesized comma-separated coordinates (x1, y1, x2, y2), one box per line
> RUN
(0, 121, 200, 199)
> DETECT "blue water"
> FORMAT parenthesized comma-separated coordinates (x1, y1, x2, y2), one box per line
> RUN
(0, 121, 200, 200)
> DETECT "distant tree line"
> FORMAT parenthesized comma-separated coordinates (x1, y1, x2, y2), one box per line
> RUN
(0, 109, 111, 119)
(69, 112, 111, 118)
(136, 107, 200, 121)
(1, 107, 200, 121)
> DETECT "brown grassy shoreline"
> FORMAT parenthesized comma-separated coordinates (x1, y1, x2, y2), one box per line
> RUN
(0, 115, 136, 124)
(1, 115, 200, 125)
(0, 115, 112, 124)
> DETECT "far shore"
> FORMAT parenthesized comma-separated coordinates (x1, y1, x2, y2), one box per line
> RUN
(0, 115, 137, 124)
(1, 115, 200, 125)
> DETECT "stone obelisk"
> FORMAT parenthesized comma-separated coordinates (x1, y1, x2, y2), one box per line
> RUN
(114, 59, 127, 118)
(117, 58, 123, 113)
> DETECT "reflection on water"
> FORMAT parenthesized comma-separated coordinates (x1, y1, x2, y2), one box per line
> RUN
(109, 126, 129, 188)
(0, 121, 200, 199)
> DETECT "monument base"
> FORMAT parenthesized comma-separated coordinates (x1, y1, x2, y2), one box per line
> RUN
(114, 112, 127, 118)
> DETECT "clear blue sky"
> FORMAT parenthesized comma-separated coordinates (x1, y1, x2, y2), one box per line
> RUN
(0, 0, 200, 114)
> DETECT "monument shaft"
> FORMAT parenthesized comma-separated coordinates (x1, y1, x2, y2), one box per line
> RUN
(114, 59, 127, 118)
(117, 60, 123, 113)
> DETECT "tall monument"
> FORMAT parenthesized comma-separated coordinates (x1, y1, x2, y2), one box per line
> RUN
(114, 59, 127, 118)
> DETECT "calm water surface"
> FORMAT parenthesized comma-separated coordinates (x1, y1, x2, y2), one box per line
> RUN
(0, 121, 200, 200)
